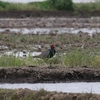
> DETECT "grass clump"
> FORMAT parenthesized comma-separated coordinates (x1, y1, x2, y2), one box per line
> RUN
(0, 1, 52, 11)
(0, 55, 23, 67)
(0, 1, 9, 9)
(75, 2, 100, 11)
(47, 0, 74, 10)
(0, 55, 44, 67)
(28, 1, 52, 10)
(64, 49, 100, 67)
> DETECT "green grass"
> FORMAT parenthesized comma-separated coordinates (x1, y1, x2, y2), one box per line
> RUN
(1, 33, 100, 51)
(75, 2, 100, 11)
(0, 1, 53, 11)
(64, 49, 100, 67)
(1, 48, 100, 67)
(1, 33, 100, 67)
(0, 55, 23, 67)
(0, 0, 100, 11)
(0, 54, 46, 67)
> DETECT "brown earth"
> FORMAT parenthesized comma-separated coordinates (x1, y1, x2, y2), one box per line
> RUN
(0, 11, 100, 84)
(0, 10, 100, 18)
(0, 88, 100, 100)
(0, 66, 100, 83)
(0, 11, 100, 99)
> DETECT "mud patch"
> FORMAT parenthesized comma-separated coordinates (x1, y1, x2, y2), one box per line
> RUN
(0, 10, 100, 18)
(0, 88, 100, 100)
(0, 66, 100, 83)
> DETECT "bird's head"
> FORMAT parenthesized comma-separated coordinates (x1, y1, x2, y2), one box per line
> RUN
(51, 44, 55, 48)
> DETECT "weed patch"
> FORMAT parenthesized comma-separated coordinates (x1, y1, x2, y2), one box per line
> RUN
(0, 89, 100, 100)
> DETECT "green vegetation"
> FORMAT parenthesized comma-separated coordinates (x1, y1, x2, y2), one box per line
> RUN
(1, 48, 100, 67)
(0, 55, 45, 67)
(47, 0, 74, 10)
(0, 0, 74, 11)
(0, 88, 99, 100)
(1, 33, 100, 51)
(75, 2, 100, 11)
(1, 32, 100, 67)
(0, 55, 23, 67)
(64, 49, 100, 67)
(0, 0, 100, 11)
(0, 1, 50, 11)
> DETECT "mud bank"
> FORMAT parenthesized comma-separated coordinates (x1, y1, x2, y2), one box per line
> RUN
(0, 88, 100, 100)
(0, 66, 100, 83)
(0, 10, 100, 18)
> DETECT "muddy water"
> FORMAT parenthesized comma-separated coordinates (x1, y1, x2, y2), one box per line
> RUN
(3, 51, 41, 57)
(0, 17, 100, 36)
(0, 82, 100, 94)
(0, 44, 42, 57)
(1, 27, 100, 36)
(0, 17, 100, 57)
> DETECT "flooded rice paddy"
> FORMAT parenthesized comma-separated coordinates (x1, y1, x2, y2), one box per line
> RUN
(0, 17, 100, 36)
(2, 51, 41, 57)
(0, 16, 100, 95)
(0, 17, 100, 57)
(0, 27, 100, 36)
(0, 45, 42, 57)
(0, 82, 100, 94)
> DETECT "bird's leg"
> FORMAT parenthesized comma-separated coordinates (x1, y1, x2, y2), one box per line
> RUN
(49, 63, 52, 68)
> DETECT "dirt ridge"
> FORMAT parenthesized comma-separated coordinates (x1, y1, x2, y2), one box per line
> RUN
(0, 10, 100, 18)
(0, 66, 100, 83)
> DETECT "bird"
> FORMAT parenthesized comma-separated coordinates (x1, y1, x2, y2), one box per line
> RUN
(40, 44, 56, 58)
(39, 44, 56, 68)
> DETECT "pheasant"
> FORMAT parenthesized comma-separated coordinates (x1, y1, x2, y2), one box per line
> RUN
(40, 44, 56, 68)
(40, 44, 56, 58)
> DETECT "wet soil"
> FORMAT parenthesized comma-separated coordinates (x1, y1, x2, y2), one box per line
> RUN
(0, 14, 100, 53)
(0, 10, 100, 18)
(0, 88, 100, 100)
(0, 66, 100, 83)
(0, 11, 100, 83)
(0, 16, 100, 29)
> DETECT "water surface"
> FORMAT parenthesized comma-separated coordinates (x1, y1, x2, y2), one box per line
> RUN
(0, 82, 100, 94)
(0, 27, 100, 36)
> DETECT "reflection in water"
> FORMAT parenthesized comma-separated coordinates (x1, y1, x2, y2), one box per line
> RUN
(0, 82, 100, 94)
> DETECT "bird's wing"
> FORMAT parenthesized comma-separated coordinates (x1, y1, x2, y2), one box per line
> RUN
(40, 50, 50, 58)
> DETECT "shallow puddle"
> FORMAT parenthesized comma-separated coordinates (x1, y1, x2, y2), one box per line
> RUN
(0, 50, 41, 57)
(0, 17, 100, 36)
(0, 82, 100, 94)
(0, 27, 100, 36)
